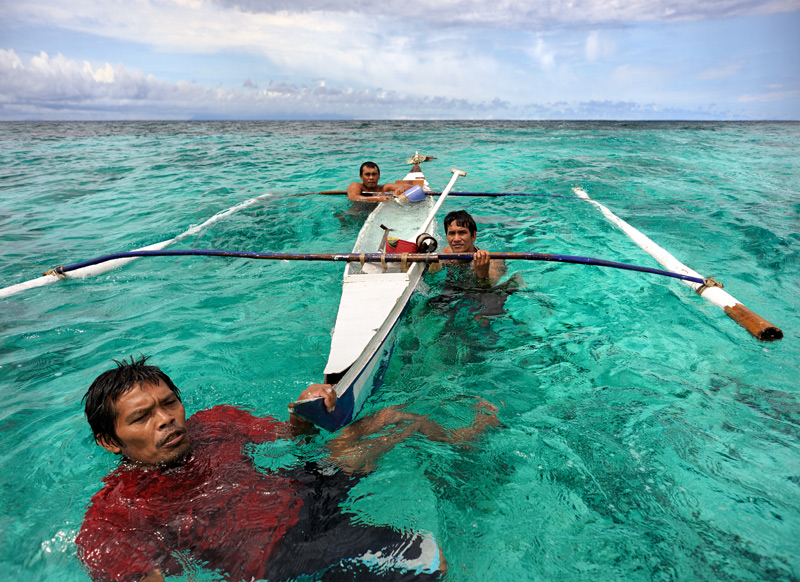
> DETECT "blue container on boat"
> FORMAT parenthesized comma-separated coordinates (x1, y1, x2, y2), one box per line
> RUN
(404, 185, 425, 203)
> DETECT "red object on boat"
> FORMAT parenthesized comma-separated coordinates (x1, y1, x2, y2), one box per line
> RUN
(386, 239, 419, 253)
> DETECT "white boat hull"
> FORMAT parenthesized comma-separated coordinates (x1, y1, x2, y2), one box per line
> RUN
(291, 266, 423, 431)
(289, 165, 465, 430)
(323, 196, 434, 378)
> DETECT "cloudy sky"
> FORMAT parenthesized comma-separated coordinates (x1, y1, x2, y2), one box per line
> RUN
(1, 0, 798, 120)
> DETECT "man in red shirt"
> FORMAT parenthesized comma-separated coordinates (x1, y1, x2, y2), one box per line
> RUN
(76, 356, 498, 582)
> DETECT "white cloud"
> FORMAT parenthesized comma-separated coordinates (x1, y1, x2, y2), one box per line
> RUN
(528, 36, 556, 71)
(0, 49, 510, 119)
(1, 1, 797, 119)
(585, 31, 615, 63)
(6, 0, 346, 55)
(1, 50, 148, 101)
(739, 87, 800, 103)
(4, 1, 797, 106)
(213, 0, 799, 28)
(8, 1, 795, 76)
(697, 62, 743, 80)
(3, 0, 525, 102)
(1, 49, 739, 120)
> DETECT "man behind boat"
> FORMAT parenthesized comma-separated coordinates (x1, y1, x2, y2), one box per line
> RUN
(347, 161, 410, 202)
(76, 356, 498, 582)
(429, 210, 506, 284)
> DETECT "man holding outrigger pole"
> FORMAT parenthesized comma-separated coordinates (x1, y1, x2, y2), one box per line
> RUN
(428, 210, 507, 285)
(427, 210, 520, 322)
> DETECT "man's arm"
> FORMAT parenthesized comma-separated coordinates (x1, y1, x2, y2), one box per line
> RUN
(77, 516, 169, 582)
(380, 182, 411, 194)
(326, 399, 499, 474)
(347, 180, 412, 202)
(347, 182, 394, 203)
(473, 250, 506, 284)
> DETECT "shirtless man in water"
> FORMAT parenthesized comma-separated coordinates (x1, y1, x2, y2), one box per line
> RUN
(429, 210, 506, 284)
(347, 161, 410, 203)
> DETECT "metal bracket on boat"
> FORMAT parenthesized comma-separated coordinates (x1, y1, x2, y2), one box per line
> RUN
(378, 225, 391, 272)
(43, 266, 68, 279)
(379, 224, 392, 252)
(696, 277, 724, 295)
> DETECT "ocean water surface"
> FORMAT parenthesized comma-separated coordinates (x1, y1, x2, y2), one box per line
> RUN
(1, 121, 799, 581)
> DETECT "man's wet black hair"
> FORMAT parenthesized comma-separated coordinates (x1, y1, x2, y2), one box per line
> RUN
(83, 355, 181, 448)
(359, 161, 380, 176)
(443, 210, 477, 236)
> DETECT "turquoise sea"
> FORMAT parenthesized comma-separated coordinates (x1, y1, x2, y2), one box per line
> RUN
(1, 121, 799, 581)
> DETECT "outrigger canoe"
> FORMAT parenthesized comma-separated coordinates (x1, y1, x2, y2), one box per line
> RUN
(289, 155, 466, 430)
(2, 155, 781, 394)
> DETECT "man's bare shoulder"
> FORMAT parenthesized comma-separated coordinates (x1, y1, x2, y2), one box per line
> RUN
(347, 182, 365, 192)
(347, 182, 368, 201)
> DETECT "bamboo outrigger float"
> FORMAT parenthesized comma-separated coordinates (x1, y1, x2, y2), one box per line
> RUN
(573, 187, 782, 342)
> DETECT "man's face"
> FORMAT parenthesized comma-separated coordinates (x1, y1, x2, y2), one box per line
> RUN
(445, 222, 477, 253)
(101, 380, 190, 467)
(360, 166, 380, 190)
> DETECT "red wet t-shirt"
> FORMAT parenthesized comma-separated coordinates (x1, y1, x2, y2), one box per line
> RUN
(76, 406, 304, 582)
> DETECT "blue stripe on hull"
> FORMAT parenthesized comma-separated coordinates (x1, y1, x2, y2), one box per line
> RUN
(290, 301, 409, 431)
